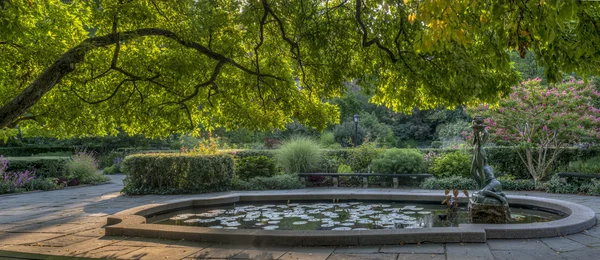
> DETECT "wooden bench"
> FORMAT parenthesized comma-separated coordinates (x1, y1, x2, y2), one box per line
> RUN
(557, 172, 600, 180)
(297, 173, 433, 188)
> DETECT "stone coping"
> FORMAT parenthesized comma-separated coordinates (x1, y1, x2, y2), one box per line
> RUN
(105, 192, 596, 246)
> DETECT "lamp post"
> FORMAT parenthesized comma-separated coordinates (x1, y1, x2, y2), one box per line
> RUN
(353, 114, 359, 147)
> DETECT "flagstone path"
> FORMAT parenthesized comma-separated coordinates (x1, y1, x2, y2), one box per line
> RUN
(0, 175, 599, 259)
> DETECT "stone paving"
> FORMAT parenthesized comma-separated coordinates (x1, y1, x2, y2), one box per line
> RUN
(0, 175, 599, 260)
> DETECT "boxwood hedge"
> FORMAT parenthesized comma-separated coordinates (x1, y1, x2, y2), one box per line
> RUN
(121, 153, 234, 194)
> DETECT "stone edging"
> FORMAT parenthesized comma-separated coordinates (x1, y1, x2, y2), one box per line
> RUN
(105, 192, 596, 246)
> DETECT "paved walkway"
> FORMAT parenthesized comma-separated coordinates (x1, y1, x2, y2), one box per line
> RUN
(0, 175, 599, 260)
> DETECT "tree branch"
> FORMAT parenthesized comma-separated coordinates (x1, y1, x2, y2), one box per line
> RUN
(0, 28, 285, 129)
(355, 0, 397, 63)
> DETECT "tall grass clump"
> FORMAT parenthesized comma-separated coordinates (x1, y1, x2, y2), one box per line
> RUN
(274, 136, 322, 173)
(65, 151, 108, 184)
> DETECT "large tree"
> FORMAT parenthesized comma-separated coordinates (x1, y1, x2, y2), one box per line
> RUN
(1, 0, 598, 138)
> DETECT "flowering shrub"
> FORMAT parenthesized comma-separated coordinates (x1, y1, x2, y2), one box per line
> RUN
(65, 151, 108, 184)
(0, 157, 35, 193)
(468, 78, 600, 181)
(0, 156, 62, 193)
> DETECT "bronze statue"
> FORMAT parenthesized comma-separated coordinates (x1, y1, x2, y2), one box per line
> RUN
(470, 116, 508, 205)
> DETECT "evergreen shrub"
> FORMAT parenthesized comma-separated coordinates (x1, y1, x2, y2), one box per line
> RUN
(5, 157, 69, 178)
(235, 155, 277, 180)
(420, 176, 477, 190)
(121, 153, 235, 194)
(370, 148, 425, 174)
(347, 143, 382, 173)
(234, 174, 302, 190)
(429, 151, 471, 178)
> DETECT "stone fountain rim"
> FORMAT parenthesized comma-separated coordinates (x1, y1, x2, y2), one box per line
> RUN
(105, 192, 596, 246)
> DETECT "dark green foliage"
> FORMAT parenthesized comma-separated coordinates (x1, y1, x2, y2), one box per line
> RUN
(545, 175, 600, 195)
(486, 147, 531, 178)
(545, 175, 580, 194)
(333, 120, 366, 147)
(498, 179, 537, 191)
(316, 157, 339, 173)
(103, 164, 121, 174)
(229, 150, 276, 160)
(420, 147, 600, 179)
(0, 146, 110, 157)
(420, 176, 477, 190)
(370, 148, 425, 174)
(430, 141, 442, 148)
(567, 156, 600, 174)
(579, 180, 600, 196)
(347, 143, 382, 173)
(233, 174, 302, 190)
(121, 153, 235, 194)
(0, 146, 74, 157)
(235, 155, 277, 180)
(5, 157, 69, 178)
(98, 150, 135, 168)
(31, 177, 63, 191)
(429, 151, 471, 178)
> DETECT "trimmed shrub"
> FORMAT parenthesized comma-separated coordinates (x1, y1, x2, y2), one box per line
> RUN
(234, 174, 302, 190)
(5, 157, 69, 178)
(429, 151, 471, 178)
(121, 153, 235, 194)
(370, 148, 425, 174)
(235, 155, 277, 180)
(0, 146, 107, 157)
(420, 176, 477, 190)
(229, 150, 276, 160)
(274, 136, 322, 173)
(347, 143, 382, 173)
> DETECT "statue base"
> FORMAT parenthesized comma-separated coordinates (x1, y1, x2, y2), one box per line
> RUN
(468, 196, 511, 224)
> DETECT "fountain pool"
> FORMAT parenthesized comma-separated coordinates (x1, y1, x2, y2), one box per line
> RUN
(149, 201, 564, 231)
(105, 192, 596, 246)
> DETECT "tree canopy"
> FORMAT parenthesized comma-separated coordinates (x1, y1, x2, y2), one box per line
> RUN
(1, 0, 599, 138)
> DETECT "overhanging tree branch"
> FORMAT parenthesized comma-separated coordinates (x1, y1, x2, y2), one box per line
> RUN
(0, 28, 285, 129)
(355, 0, 398, 63)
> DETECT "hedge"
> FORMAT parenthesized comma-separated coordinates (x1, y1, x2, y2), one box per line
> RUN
(233, 174, 302, 190)
(0, 146, 110, 157)
(121, 153, 235, 194)
(225, 147, 600, 178)
(4, 157, 70, 178)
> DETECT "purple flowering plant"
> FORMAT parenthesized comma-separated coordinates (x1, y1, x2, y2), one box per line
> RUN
(0, 156, 35, 193)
